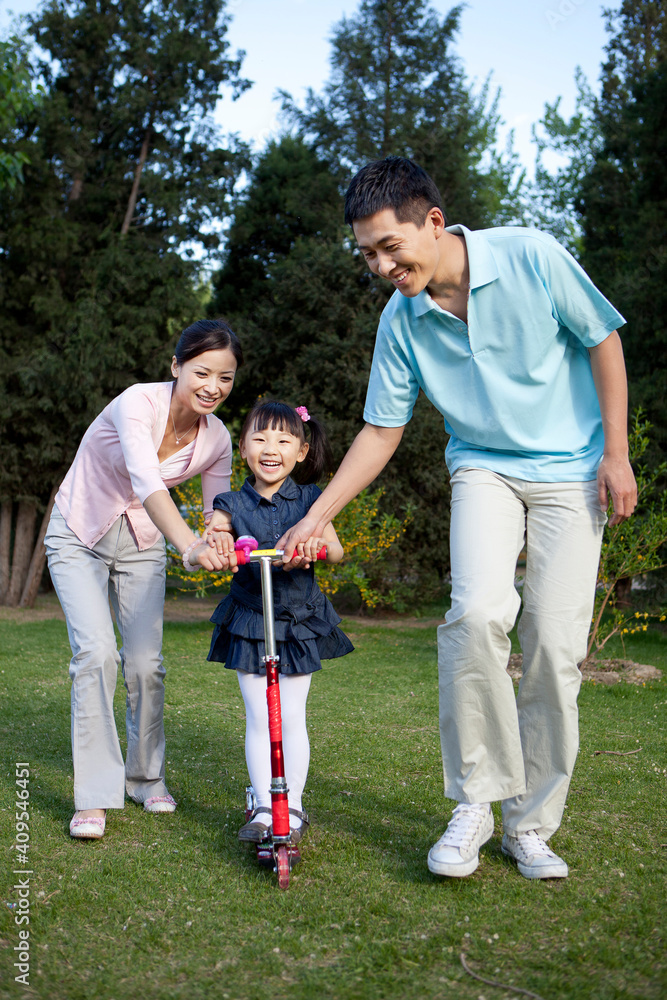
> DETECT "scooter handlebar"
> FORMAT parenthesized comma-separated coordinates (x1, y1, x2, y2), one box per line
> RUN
(233, 545, 327, 566)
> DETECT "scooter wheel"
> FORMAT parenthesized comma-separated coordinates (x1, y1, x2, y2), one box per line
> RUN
(276, 845, 290, 889)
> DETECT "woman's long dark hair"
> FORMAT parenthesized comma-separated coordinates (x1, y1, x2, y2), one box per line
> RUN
(240, 399, 332, 485)
(174, 318, 243, 368)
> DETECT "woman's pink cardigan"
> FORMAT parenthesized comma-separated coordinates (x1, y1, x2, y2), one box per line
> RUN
(55, 382, 232, 550)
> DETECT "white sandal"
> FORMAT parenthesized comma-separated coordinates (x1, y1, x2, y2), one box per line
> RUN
(70, 811, 106, 839)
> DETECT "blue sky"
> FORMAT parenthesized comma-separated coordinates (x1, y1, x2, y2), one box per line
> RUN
(1, 0, 617, 174)
(218, 0, 616, 173)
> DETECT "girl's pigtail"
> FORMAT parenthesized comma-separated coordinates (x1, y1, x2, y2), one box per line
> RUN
(295, 414, 333, 485)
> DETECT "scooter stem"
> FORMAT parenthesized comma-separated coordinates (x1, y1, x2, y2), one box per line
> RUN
(258, 554, 290, 841)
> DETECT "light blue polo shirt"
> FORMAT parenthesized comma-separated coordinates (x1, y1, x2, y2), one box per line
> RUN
(363, 225, 626, 481)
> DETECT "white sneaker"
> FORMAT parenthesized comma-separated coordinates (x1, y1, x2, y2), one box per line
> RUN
(501, 830, 568, 879)
(427, 803, 494, 877)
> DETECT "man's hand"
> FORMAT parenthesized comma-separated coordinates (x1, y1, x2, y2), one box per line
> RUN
(277, 422, 406, 563)
(277, 516, 324, 568)
(589, 333, 636, 526)
(280, 534, 326, 571)
(597, 455, 637, 525)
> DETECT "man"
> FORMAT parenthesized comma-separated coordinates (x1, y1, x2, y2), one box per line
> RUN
(280, 156, 636, 880)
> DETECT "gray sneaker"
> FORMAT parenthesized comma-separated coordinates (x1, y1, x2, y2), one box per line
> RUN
(501, 830, 568, 879)
(427, 803, 494, 877)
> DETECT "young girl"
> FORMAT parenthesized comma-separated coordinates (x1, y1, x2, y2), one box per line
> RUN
(204, 400, 353, 845)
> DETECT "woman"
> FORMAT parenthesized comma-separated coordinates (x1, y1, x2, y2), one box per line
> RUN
(45, 318, 242, 839)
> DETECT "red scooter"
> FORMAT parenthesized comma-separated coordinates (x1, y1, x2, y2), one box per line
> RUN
(234, 536, 326, 889)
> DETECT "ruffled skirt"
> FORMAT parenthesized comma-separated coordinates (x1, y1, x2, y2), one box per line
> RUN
(207, 585, 353, 675)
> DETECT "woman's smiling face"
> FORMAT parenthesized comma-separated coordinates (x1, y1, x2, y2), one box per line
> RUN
(171, 348, 238, 414)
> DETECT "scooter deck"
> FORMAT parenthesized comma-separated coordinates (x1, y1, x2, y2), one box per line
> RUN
(245, 788, 301, 869)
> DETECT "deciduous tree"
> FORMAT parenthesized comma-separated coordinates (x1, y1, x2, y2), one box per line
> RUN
(0, 0, 249, 606)
(0, 35, 40, 189)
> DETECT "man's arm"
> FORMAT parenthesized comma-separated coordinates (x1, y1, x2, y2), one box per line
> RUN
(589, 330, 637, 525)
(278, 422, 406, 561)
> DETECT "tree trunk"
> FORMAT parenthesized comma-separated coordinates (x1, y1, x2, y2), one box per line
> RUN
(614, 575, 633, 608)
(0, 501, 11, 602)
(381, 14, 394, 156)
(5, 502, 37, 606)
(19, 486, 58, 608)
(121, 126, 151, 236)
(69, 174, 84, 202)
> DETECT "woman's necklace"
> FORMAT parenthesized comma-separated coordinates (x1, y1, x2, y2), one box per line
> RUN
(171, 411, 199, 444)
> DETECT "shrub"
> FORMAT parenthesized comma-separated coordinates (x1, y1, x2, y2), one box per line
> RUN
(587, 410, 667, 661)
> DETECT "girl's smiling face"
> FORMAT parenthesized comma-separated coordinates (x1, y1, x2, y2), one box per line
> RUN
(241, 422, 309, 497)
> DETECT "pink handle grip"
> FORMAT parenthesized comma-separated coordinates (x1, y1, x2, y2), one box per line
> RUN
(234, 545, 327, 566)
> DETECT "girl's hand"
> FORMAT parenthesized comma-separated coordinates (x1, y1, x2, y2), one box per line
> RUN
(205, 523, 235, 558)
(281, 536, 325, 571)
(205, 510, 234, 554)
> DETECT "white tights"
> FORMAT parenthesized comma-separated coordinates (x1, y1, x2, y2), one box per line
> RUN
(237, 670, 312, 825)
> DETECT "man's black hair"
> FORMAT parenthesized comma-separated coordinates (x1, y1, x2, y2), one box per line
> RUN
(344, 156, 445, 228)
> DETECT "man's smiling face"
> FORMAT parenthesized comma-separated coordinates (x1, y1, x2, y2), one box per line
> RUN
(353, 206, 445, 297)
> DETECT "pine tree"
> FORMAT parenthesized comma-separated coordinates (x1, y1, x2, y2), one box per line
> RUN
(0, 0, 249, 606)
(529, 1, 667, 460)
(213, 135, 343, 325)
(578, 1, 667, 461)
(270, 0, 524, 594)
(211, 0, 526, 600)
(279, 0, 523, 227)
(528, 70, 601, 254)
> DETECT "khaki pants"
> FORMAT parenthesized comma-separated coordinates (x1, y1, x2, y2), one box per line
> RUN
(45, 507, 167, 810)
(437, 468, 606, 839)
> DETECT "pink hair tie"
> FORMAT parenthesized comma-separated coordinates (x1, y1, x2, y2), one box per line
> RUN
(295, 406, 310, 422)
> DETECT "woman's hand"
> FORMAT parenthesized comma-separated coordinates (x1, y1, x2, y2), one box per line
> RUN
(191, 540, 238, 573)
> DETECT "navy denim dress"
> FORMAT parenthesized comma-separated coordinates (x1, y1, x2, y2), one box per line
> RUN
(207, 477, 353, 675)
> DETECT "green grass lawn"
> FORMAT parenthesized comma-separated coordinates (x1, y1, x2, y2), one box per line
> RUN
(0, 610, 665, 1000)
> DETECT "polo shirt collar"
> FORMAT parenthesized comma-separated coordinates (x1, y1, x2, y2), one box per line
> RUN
(239, 475, 300, 510)
(411, 224, 500, 317)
